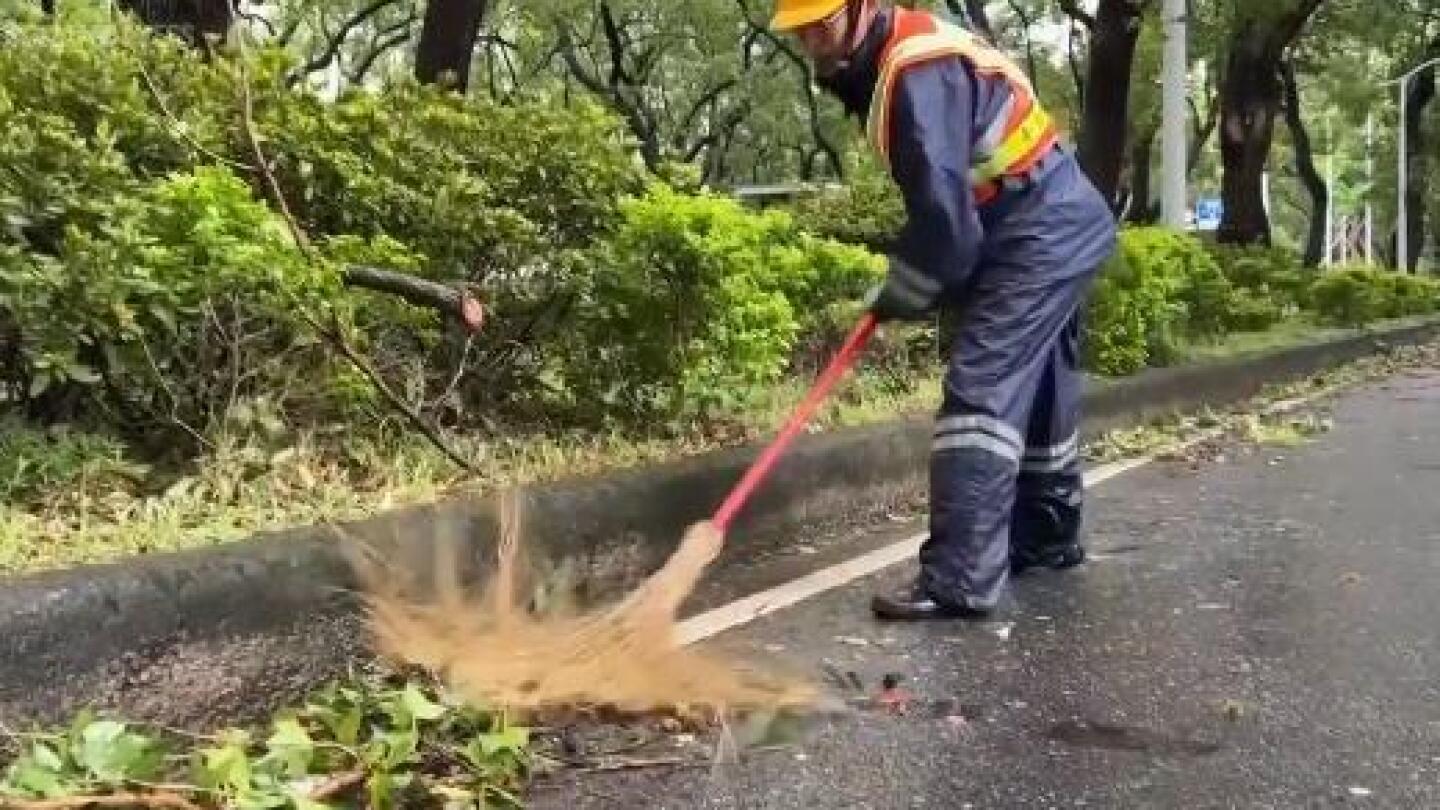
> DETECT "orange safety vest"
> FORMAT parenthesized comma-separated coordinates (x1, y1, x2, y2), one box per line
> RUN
(866, 8, 1060, 205)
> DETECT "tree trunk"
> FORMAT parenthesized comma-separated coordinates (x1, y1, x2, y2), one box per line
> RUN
(415, 0, 489, 91)
(1075, 0, 1145, 209)
(1279, 60, 1327, 267)
(1401, 39, 1437, 272)
(1126, 127, 1158, 224)
(1217, 26, 1279, 244)
(117, 0, 232, 44)
(1216, 1, 1325, 246)
(1188, 89, 1219, 176)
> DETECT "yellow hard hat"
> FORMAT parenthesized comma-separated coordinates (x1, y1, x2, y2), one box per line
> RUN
(770, 0, 848, 31)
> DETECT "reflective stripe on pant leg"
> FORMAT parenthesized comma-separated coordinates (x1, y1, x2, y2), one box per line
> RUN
(1020, 431, 1079, 473)
(934, 414, 1023, 461)
(1014, 311, 1086, 554)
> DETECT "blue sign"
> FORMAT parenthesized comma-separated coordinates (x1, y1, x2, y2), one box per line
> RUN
(1195, 197, 1223, 231)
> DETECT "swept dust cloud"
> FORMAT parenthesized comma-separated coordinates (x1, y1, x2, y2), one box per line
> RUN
(347, 496, 819, 714)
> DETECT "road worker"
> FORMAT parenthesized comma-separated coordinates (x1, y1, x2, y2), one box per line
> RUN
(771, 0, 1118, 619)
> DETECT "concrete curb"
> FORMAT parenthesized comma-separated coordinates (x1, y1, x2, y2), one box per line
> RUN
(3, 318, 1437, 727)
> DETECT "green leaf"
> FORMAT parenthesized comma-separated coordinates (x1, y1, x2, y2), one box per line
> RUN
(398, 683, 446, 724)
(477, 726, 529, 757)
(429, 783, 475, 807)
(4, 759, 69, 799)
(31, 742, 65, 773)
(314, 703, 363, 748)
(262, 718, 314, 778)
(235, 790, 290, 810)
(195, 741, 251, 793)
(366, 770, 407, 810)
(74, 720, 161, 783)
(66, 709, 97, 743)
(365, 728, 418, 771)
(67, 365, 101, 384)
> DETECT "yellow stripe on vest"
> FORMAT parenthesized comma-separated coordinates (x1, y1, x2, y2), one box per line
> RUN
(969, 102, 1054, 186)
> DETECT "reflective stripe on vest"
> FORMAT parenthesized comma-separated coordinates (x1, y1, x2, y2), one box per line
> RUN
(866, 10, 1058, 204)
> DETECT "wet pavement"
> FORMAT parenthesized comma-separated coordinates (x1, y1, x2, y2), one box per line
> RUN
(528, 368, 1440, 809)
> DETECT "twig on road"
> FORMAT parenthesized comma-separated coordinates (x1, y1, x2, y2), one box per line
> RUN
(565, 755, 707, 775)
(307, 769, 368, 801)
(0, 791, 204, 810)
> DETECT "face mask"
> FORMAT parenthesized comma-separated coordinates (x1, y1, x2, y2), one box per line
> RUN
(815, 55, 850, 79)
(811, 1, 864, 78)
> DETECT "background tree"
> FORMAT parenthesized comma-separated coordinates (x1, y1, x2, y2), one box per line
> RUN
(1279, 57, 1328, 266)
(119, 0, 233, 44)
(415, 0, 489, 89)
(1057, 0, 1154, 209)
(1400, 34, 1439, 271)
(1215, 0, 1327, 246)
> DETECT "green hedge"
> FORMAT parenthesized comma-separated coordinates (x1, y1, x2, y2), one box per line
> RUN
(1083, 227, 1230, 374)
(782, 153, 905, 252)
(0, 22, 606, 439)
(1083, 231, 1440, 375)
(558, 184, 881, 421)
(1309, 267, 1440, 326)
(0, 20, 886, 443)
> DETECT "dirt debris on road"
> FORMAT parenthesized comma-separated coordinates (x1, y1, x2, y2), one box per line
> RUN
(351, 497, 820, 718)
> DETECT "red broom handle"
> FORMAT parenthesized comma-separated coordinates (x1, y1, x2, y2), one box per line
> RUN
(712, 312, 879, 533)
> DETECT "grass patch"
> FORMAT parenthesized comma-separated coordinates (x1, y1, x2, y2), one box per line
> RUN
(1174, 315, 1438, 365)
(0, 368, 943, 575)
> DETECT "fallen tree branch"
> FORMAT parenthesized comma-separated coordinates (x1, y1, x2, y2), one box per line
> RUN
(343, 266, 484, 333)
(232, 32, 480, 474)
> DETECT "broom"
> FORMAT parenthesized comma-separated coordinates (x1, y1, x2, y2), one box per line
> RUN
(358, 314, 880, 713)
(712, 312, 879, 533)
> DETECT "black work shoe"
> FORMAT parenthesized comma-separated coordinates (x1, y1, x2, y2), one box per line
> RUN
(870, 581, 991, 622)
(1011, 542, 1086, 576)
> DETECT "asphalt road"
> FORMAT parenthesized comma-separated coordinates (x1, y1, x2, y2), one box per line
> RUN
(529, 366, 1440, 809)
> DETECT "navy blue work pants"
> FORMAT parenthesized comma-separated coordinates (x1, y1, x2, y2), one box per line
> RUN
(919, 267, 1092, 611)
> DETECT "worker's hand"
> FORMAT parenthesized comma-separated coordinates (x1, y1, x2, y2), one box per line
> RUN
(865, 259, 940, 322)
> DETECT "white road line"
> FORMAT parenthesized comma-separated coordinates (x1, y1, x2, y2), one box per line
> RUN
(676, 388, 1337, 646)
(674, 454, 1147, 646)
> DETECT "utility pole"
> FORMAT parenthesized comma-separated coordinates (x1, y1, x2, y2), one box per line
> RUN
(1325, 116, 1334, 266)
(1365, 112, 1374, 265)
(1160, 0, 1188, 229)
(1398, 78, 1408, 272)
